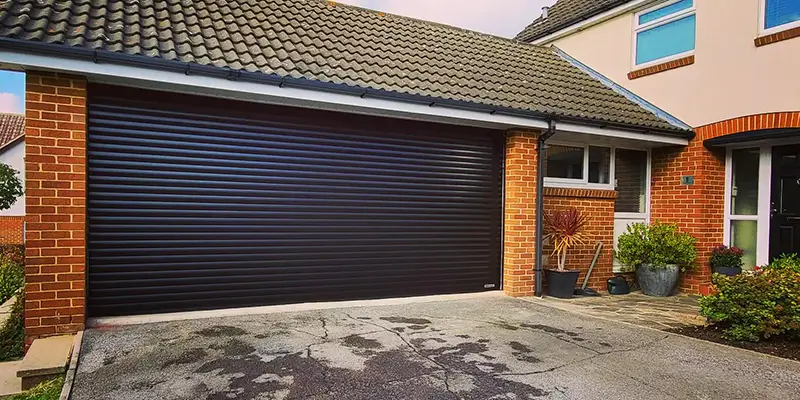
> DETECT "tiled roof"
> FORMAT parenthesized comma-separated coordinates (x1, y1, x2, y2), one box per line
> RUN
(516, 0, 635, 43)
(0, 113, 24, 149)
(0, 0, 686, 133)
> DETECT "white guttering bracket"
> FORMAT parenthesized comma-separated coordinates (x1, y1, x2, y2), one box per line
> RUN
(0, 49, 687, 146)
(532, 0, 658, 45)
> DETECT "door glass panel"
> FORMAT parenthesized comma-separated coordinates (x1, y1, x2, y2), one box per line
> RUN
(731, 220, 757, 270)
(731, 148, 760, 216)
(588, 146, 611, 184)
(780, 177, 800, 214)
(614, 149, 648, 213)
(545, 145, 584, 179)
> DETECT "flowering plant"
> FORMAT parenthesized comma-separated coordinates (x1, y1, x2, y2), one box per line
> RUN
(709, 245, 744, 270)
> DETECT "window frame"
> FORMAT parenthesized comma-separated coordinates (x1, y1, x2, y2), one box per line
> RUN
(759, 0, 800, 36)
(723, 145, 773, 269)
(543, 141, 615, 190)
(632, 0, 697, 69)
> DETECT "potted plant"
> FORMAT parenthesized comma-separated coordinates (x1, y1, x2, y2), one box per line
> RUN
(709, 245, 744, 276)
(543, 208, 588, 298)
(615, 222, 697, 297)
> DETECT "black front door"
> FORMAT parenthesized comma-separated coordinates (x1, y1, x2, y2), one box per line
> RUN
(771, 145, 800, 259)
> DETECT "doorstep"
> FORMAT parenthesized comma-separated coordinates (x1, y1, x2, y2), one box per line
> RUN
(0, 360, 21, 399)
(17, 335, 74, 390)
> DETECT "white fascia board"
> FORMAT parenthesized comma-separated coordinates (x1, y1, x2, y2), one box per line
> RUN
(0, 49, 687, 146)
(556, 121, 689, 146)
(532, 0, 657, 45)
(0, 49, 548, 131)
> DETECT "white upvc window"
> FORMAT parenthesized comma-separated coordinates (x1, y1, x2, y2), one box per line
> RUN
(543, 143, 614, 190)
(760, 0, 800, 35)
(633, 0, 696, 68)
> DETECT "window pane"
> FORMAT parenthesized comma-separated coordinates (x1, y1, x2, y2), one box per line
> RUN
(731, 220, 757, 270)
(545, 145, 583, 179)
(614, 149, 648, 213)
(639, 0, 693, 25)
(731, 148, 760, 216)
(765, 0, 800, 29)
(588, 146, 611, 184)
(636, 14, 696, 65)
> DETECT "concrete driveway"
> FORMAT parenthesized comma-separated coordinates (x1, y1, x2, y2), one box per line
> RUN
(71, 293, 800, 400)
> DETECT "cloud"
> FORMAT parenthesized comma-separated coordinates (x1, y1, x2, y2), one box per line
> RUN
(0, 93, 23, 114)
(339, 0, 555, 38)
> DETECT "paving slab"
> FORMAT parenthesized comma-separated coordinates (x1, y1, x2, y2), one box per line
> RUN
(70, 293, 800, 400)
(534, 292, 706, 330)
(0, 360, 21, 398)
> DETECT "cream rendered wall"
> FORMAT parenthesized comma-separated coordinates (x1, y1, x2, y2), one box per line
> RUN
(0, 140, 24, 216)
(547, 0, 800, 128)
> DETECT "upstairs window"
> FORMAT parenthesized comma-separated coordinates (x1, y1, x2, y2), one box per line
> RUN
(634, 0, 696, 67)
(762, 0, 800, 33)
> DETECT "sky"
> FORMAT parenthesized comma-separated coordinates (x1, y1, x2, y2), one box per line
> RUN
(0, 70, 25, 114)
(338, 0, 555, 38)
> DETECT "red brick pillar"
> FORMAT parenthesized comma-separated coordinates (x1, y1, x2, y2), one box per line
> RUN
(24, 71, 87, 344)
(650, 138, 725, 295)
(503, 130, 539, 297)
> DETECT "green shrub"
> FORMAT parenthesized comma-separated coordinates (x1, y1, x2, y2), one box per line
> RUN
(700, 261, 800, 342)
(10, 376, 63, 400)
(0, 293, 24, 361)
(767, 253, 800, 274)
(615, 222, 697, 271)
(0, 244, 24, 304)
(0, 260, 23, 305)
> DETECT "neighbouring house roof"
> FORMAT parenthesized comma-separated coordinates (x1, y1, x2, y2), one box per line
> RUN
(0, 113, 25, 150)
(0, 0, 688, 134)
(516, 0, 637, 43)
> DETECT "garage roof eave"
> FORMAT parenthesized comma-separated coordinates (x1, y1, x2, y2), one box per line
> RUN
(0, 40, 690, 144)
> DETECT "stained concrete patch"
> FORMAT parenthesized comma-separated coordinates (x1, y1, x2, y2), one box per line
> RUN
(72, 296, 800, 400)
(342, 335, 383, 350)
(520, 323, 580, 337)
(509, 341, 542, 364)
(162, 348, 208, 368)
(380, 317, 431, 325)
(195, 326, 247, 337)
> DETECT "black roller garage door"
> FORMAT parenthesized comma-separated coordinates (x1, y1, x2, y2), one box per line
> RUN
(87, 85, 503, 317)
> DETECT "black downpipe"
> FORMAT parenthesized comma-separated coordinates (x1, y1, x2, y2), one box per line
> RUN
(535, 120, 557, 297)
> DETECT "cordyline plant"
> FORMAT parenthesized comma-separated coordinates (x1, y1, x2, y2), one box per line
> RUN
(543, 208, 588, 272)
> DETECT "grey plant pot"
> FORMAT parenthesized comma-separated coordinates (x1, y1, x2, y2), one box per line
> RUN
(636, 263, 680, 297)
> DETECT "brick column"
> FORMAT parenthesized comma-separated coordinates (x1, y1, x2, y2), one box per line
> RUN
(24, 71, 87, 344)
(503, 130, 539, 297)
(651, 141, 724, 295)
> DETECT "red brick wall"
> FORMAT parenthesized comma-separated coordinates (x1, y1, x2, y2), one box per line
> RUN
(542, 188, 616, 291)
(24, 71, 87, 344)
(0, 216, 24, 245)
(650, 144, 724, 294)
(503, 130, 539, 297)
(651, 112, 800, 295)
